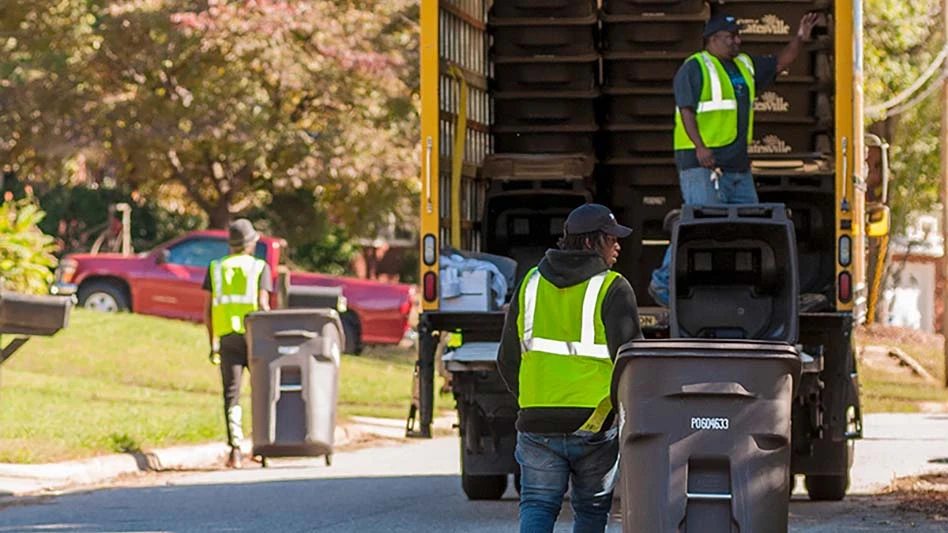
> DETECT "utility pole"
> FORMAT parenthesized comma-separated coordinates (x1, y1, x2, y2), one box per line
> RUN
(942, 0, 948, 388)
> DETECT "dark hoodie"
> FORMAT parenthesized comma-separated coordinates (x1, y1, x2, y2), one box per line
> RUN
(496, 248, 643, 434)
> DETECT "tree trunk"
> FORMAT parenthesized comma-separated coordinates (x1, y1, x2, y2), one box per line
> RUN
(208, 200, 231, 229)
(362, 246, 378, 280)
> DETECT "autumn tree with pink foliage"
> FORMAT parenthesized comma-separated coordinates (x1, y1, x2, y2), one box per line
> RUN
(2, 0, 419, 236)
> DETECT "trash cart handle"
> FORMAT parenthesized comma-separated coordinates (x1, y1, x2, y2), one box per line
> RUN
(273, 329, 316, 339)
(670, 382, 757, 399)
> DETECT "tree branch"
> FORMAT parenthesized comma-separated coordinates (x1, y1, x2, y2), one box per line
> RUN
(166, 150, 214, 213)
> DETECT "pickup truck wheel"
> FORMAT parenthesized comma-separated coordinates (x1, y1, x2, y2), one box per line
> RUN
(78, 282, 129, 313)
(340, 312, 363, 355)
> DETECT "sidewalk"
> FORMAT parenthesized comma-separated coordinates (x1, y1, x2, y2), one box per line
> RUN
(0, 415, 457, 499)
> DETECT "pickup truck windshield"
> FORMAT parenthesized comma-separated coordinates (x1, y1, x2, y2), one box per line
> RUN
(166, 237, 268, 268)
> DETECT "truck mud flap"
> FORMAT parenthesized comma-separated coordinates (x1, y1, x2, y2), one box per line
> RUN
(791, 313, 860, 477)
(456, 370, 518, 477)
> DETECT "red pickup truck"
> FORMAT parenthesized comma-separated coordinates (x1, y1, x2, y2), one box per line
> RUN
(50, 230, 415, 353)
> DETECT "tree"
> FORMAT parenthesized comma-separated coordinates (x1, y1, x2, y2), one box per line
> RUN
(0, 1, 101, 185)
(2, 0, 420, 240)
(87, 0, 418, 231)
(865, 0, 943, 234)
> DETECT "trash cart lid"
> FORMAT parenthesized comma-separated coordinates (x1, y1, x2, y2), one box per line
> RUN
(617, 339, 799, 359)
(248, 308, 340, 320)
(245, 308, 343, 337)
(611, 339, 802, 409)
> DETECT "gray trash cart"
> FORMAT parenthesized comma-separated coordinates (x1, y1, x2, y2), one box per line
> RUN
(611, 339, 801, 533)
(246, 309, 343, 466)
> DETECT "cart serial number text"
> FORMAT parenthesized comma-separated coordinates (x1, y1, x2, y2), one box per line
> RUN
(691, 417, 730, 431)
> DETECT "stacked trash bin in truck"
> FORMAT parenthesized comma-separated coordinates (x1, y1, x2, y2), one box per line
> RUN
(407, 0, 886, 505)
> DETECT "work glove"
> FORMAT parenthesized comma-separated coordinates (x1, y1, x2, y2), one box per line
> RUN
(209, 339, 221, 365)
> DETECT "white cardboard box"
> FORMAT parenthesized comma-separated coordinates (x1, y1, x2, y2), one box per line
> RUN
(440, 269, 493, 312)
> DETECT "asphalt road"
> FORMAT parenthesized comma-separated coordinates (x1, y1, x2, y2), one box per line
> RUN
(1, 414, 945, 532)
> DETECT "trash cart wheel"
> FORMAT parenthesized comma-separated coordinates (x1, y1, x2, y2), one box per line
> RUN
(462, 473, 507, 501)
(325, 454, 333, 466)
(804, 474, 849, 501)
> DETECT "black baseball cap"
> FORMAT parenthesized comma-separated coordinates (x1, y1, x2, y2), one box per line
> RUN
(564, 204, 633, 238)
(703, 14, 743, 38)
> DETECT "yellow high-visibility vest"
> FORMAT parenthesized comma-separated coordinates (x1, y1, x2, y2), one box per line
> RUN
(674, 51, 756, 149)
(516, 268, 620, 423)
(210, 254, 267, 337)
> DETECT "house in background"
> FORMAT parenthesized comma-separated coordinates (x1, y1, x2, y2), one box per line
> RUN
(884, 214, 943, 333)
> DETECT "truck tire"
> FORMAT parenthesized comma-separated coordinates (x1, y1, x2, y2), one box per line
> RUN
(461, 472, 507, 501)
(804, 473, 849, 501)
(340, 312, 363, 355)
(78, 281, 129, 313)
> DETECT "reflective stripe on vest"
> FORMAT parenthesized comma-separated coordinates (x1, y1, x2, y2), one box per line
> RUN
(210, 254, 265, 337)
(674, 52, 756, 150)
(521, 270, 610, 360)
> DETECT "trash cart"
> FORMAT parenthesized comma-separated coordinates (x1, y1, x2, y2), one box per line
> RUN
(670, 204, 799, 342)
(611, 339, 801, 533)
(246, 308, 343, 466)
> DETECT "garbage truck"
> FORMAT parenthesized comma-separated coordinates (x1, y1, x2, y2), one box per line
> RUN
(406, 0, 888, 502)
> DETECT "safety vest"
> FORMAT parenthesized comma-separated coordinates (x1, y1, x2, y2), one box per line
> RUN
(674, 51, 756, 150)
(516, 267, 620, 430)
(209, 254, 267, 337)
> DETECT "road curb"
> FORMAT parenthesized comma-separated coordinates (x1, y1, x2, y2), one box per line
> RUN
(0, 415, 457, 500)
(0, 424, 362, 499)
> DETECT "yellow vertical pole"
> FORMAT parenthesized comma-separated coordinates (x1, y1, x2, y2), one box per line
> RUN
(449, 66, 468, 248)
(419, 0, 440, 311)
(835, 0, 855, 312)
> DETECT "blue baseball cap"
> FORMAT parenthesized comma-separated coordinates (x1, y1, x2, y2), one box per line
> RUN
(704, 14, 743, 38)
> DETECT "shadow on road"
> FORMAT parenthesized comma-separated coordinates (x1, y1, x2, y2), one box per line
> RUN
(0, 474, 520, 533)
(0, 475, 945, 533)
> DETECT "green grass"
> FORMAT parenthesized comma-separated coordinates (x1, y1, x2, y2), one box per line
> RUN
(856, 325, 948, 413)
(10, 311, 943, 462)
(0, 309, 444, 463)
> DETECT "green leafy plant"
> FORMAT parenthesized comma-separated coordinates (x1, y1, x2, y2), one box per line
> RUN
(108, 433, 141, 454)
(0, 192, 59, 294)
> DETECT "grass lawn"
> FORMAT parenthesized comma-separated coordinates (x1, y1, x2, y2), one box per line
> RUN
(0, 309, 446, 463)
(9, 310, 940, 464)
(855, 324, 948, 413)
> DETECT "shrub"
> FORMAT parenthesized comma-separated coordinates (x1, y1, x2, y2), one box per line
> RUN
(0, 192, 59, 294)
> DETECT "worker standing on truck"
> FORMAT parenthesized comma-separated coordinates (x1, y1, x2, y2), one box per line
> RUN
(648, 12, 823, 307)
(497, 203, 643, 533)
(203, 218, 272, 469)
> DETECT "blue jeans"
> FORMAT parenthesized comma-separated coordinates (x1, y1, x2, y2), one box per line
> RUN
(650, 167, 758, 302)
(516, 426, 619, 533)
